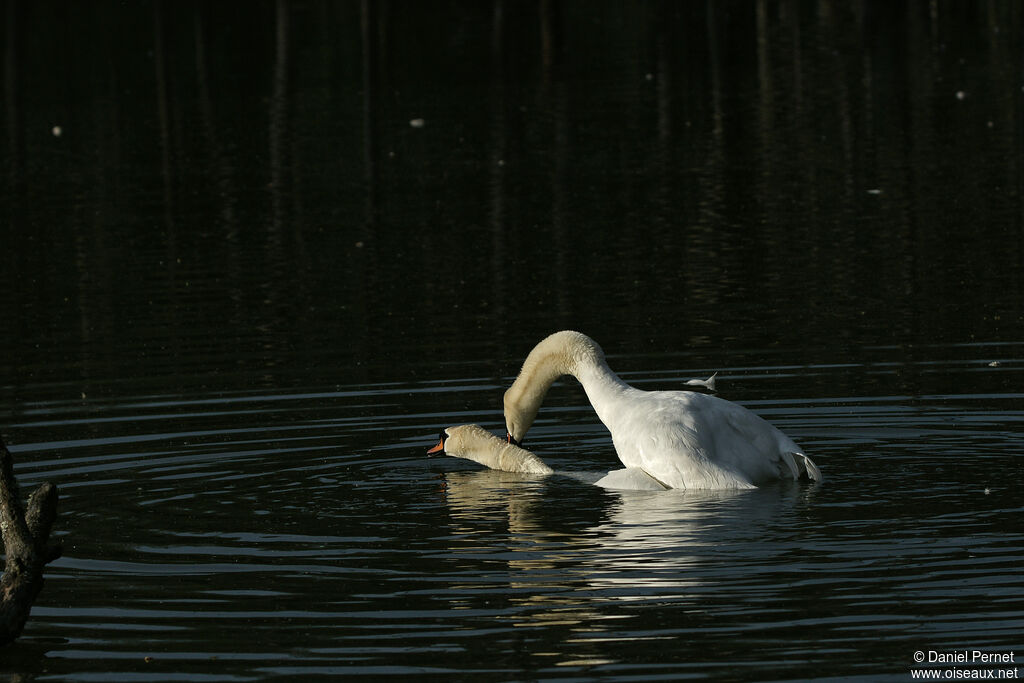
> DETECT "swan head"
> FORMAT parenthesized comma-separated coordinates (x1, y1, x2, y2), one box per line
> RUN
(504, 330, 605, 444)
(427, 424, 554, 475)
(427, 425, 500, 462)
(503, 390, 537, 447)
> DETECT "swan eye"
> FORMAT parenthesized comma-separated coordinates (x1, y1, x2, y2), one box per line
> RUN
(438, 430, 448, 444)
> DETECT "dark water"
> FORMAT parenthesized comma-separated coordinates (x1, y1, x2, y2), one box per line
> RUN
(2, 1, 1023, 680)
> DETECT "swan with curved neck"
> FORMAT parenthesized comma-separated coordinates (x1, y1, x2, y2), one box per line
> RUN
(503, 331, 821, 489)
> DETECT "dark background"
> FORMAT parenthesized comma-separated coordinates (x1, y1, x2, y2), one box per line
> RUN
(3, 1, 1021, 397)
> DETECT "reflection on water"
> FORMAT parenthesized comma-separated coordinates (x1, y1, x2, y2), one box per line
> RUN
(2, 1, 1024, 681)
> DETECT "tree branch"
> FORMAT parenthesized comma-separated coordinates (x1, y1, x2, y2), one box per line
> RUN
(1, 435, 61, 646)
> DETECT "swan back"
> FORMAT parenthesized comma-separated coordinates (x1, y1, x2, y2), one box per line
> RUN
(503, 331, 605, 443)
(435, 425, 554, 475)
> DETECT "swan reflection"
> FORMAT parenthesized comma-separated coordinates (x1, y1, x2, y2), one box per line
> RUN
(436, 467, 820, 667)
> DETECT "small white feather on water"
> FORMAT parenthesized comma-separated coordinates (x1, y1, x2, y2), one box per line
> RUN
(684, 372, 717, 392)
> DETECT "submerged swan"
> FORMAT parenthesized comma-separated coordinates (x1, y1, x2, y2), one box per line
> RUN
(503, 331, 821, 489)
(428, 424, 554, 475)
(427, 424, 667, 490)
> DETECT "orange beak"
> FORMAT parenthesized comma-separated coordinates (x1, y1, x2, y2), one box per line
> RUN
(427, 430, 448, 455)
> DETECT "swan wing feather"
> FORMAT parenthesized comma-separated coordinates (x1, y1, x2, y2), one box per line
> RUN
(594, 467, 669, 490)
(607, 391, 814, 489)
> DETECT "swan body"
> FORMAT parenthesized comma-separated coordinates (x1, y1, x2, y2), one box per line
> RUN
(503, 331, 821, 490)
(428, 425, 554, 475)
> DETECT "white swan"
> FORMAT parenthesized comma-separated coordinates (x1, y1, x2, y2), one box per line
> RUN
(503, 331, 821, 490)
(428, 424, 554, 475)
(427, 424, 668, 490)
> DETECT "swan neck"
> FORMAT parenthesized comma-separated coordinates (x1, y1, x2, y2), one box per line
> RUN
(504, 332, 592, 440)
(573, 354, 633, 423)
(497, 442, 553, 474)
(504, 331, 627, 442)
(465, 439, 551, 474)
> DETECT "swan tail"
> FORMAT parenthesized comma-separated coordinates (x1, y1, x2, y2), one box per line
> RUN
(791, 452, 822, 482)
(779, 451, 801, 479)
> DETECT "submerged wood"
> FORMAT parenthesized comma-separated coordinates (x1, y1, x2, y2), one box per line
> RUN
(0, 435, 61, 646)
